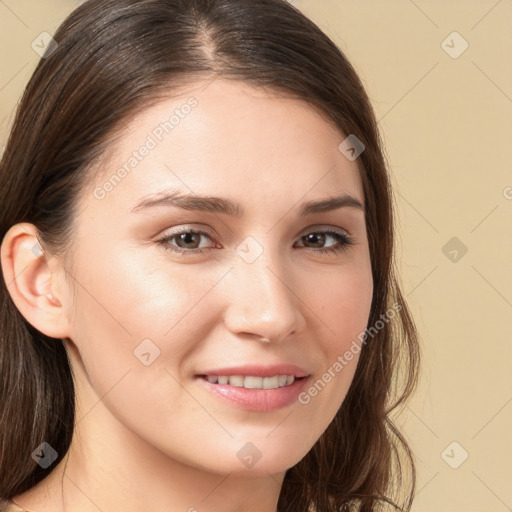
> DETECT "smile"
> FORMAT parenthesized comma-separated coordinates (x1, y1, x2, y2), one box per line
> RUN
(202, 374, 297, 389)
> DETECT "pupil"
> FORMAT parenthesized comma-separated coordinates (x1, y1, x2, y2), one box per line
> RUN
(306, 233, 325, 247)
(179, 233, 198, 248)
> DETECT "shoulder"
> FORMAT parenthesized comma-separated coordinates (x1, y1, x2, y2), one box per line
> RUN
(0, 498, 28, 512)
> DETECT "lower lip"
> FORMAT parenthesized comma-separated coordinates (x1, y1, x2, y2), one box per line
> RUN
(196, 376, 309, 412)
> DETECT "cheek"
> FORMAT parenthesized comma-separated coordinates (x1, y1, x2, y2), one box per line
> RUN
(307, 257, 374, 345)
(67, 249, 226, 384)
(66, 252, 226, 449)
(295, 258, 373, 419)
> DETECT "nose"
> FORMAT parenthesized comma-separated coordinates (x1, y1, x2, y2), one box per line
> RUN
(222, 247, 306, 344)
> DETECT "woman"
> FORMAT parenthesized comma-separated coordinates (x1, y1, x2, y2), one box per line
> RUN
(0, 1, 420, 511)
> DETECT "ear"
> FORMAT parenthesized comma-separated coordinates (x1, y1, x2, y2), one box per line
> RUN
(0, 222, 72, 339)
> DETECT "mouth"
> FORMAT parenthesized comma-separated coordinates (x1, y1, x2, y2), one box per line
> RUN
(194, 365, 310, 412)
(197, 374, 306, 389)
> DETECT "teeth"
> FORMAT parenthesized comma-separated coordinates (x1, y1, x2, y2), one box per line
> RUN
(204, 375, 296, 389)
(244, 376, 263, 389)
(263, 376, 279, 389)
(228, 375, 244, 387)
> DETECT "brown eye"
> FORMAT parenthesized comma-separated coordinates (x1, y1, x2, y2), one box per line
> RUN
(157, 228, 353, 257)
(158, 229, 215, 255)
(300, 232, 327, 248)
(173, 232, 205, 249)
(296, 230, 352, 254)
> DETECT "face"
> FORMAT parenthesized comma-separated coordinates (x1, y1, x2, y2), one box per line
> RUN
(62, 78, 373, 476)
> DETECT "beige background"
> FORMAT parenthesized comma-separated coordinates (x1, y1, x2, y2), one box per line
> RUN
(1, 1, 511, 510)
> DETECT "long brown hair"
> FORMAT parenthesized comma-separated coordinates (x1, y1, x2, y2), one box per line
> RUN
(0, 1, 420, 510)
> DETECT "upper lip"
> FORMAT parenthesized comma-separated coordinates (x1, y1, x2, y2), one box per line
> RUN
(196, 364, 309, 378)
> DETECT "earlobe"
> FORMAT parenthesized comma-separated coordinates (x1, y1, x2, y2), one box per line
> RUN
(0, 222, 71, 339)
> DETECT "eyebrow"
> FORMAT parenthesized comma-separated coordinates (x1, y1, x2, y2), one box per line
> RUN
(130, 189, 365, 216)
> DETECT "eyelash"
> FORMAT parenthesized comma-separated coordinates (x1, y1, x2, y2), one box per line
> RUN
(156, 228, 353, 256)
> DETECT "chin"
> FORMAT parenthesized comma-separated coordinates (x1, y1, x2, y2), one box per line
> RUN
(223, 436, 314, 476)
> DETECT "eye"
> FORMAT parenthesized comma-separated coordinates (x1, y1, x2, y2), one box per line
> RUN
(157, 228, 215, 255)
(156, 227, 353, 256)
(295, 229, 353, 254)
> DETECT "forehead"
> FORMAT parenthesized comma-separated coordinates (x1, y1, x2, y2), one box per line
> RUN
(83, 79, 364, 215)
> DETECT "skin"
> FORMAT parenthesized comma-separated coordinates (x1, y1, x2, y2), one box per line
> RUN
(1, 79, 373, 512)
